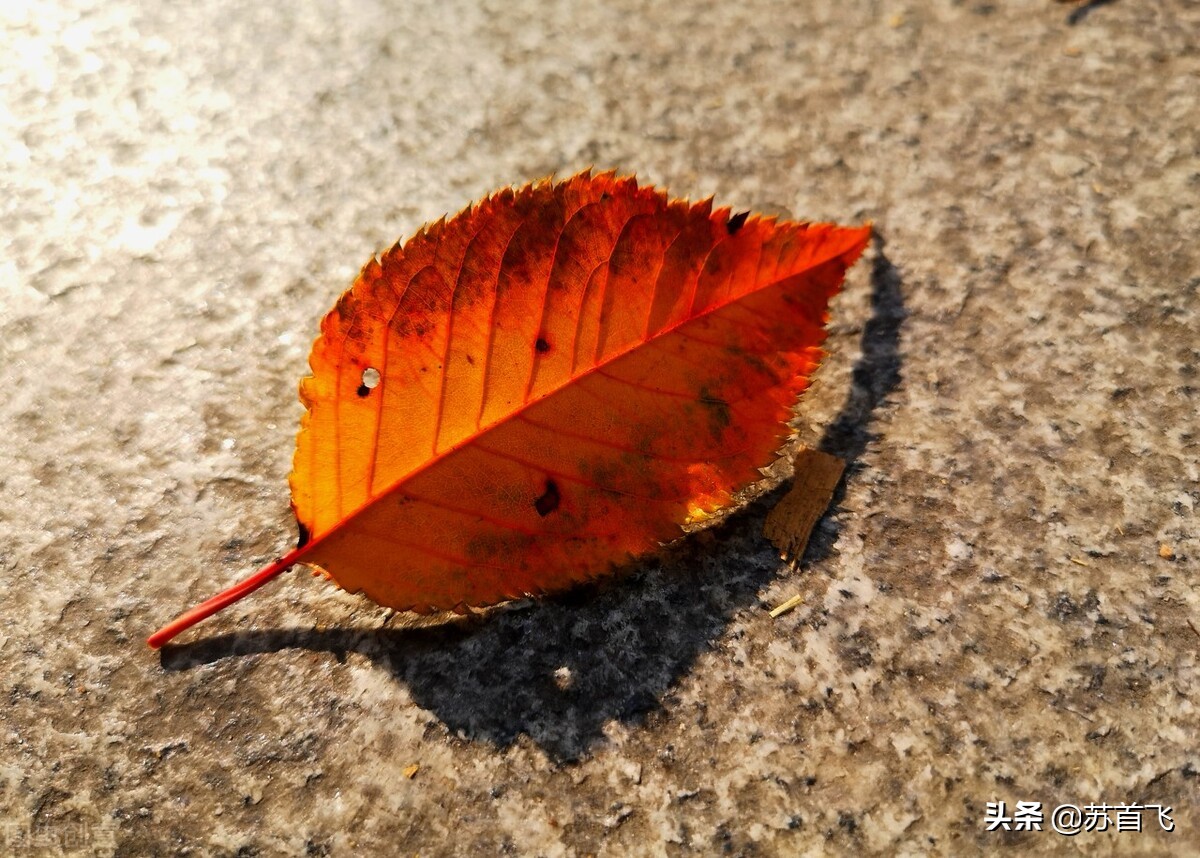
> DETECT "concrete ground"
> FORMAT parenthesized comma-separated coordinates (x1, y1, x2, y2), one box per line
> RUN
(2, 0, 1197, 854)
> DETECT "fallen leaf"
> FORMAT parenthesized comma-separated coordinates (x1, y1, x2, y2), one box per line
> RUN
(762, 447, 846, 567)
(148, 172, 870, 648)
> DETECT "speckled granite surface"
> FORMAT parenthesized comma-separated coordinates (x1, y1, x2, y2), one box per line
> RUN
(2, 0, 1197, 854)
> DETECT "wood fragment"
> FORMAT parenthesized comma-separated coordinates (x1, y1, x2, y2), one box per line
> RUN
(1159, 543, 1175, 560)
(1069, 557, 1091, 568)
(763, 448, 846, 567)
(769, 594, 805, 619)
(403, 764, 420, 779)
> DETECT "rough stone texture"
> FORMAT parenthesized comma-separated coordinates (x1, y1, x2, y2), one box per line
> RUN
(2, 0, 1197, 855)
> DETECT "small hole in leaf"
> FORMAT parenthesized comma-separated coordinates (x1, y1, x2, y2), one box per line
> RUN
(358, 367, 381, 397)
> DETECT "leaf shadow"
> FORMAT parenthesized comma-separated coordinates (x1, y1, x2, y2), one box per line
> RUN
(805, 231, 906, 565)
(161, 232, 905, 763)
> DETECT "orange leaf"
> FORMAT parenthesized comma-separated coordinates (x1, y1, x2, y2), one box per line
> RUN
(148, 172, 870, 648)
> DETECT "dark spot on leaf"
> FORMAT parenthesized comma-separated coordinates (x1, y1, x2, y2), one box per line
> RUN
(727, 211, 749, 234)
(466, 354, 475, 365)
(356, 384, 370, 397)
(534, 479, 560, 517)
(297, 521, 311, 549)
(697, 386, 732, 439)
(335, 291, 357, 320)
(535, 337, 551, 353)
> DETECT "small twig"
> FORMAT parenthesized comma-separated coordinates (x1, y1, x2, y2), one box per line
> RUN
(769, 595, 805, 619)
(1066, 0, 1119, 27)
